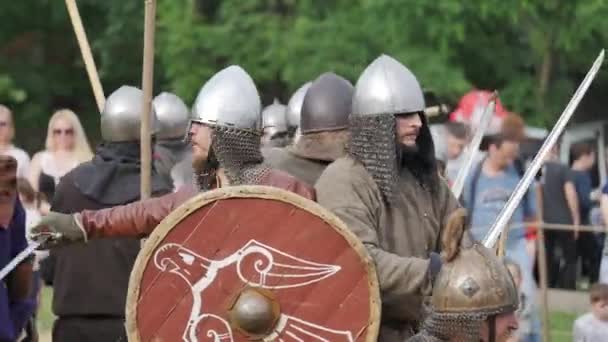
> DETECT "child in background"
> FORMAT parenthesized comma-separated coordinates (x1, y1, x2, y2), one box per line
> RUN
(573, 283, 608, 341)
(506, 259, 539, 342)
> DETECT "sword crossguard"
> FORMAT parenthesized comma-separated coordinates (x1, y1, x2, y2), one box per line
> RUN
(33, 231, 63, 244)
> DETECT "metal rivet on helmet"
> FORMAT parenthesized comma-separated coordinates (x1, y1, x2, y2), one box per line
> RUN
(431, 244, 519, 315)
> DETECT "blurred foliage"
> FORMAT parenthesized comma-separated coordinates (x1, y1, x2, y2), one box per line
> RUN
(1, 0, 608, 153)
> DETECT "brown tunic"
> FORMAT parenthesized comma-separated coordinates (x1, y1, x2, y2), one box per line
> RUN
(315, 156, 459, 341)
(78, 169, 315, 239)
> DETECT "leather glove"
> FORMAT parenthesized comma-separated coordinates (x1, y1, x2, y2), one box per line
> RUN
(29, 212, 87, 249)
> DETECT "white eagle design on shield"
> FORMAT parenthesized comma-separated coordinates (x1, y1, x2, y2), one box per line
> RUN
(154, 240, 355, 342)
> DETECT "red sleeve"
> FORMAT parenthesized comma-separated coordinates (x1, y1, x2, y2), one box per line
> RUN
(80, 187, 196, 239)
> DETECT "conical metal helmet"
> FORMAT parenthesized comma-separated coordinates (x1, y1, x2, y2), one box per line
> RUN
(300, 72, 353, 134)
(286, 82, 312, 129)
(191, 65, 261, 131)
(101, 85, 159, 142)
(262, 99, 288, 136)
(352, 54, 425, 117)
(153, 92, 190, 140)
(431, 243, 518, 315)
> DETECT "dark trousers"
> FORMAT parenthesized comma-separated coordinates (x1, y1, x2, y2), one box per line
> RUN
(545, 230, 577, 289)
(578, 231, 603, 283)
(53, 317, 127, 342)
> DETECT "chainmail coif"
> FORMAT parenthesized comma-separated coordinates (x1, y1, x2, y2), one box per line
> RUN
(210, 126, 270, 186)
(416, 304, 514, 342)
(348, 113, 399, 202)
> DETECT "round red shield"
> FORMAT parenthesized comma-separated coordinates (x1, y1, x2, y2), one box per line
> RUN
(126, 185, 380, 342)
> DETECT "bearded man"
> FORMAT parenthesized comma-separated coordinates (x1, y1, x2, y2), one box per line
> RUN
(30, 65, 313, 246)
(315, 55, 459, 340)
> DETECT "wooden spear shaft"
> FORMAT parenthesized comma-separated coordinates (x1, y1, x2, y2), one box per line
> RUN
(65, 0, 105, 113)
(140, 0, 156, 199)
(537, 226, 551, 342)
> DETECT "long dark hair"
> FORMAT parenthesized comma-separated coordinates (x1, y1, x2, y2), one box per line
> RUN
(398, 113, 439, 193)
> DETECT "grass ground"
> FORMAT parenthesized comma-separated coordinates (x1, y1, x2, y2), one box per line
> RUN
(36, 286, 578, 341)
(549, 311, 577, 342)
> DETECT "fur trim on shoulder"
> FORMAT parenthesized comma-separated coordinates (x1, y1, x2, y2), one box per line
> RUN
(288, 130, 349, 162)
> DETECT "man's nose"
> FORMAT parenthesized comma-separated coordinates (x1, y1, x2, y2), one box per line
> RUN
(411, 115, 422, 128)
(189, 122, 199, 135)
(508, 314, 519, 330)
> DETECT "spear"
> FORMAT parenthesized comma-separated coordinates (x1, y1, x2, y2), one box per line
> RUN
(65, 0, 105, 113)
(140, 0, 156, 199)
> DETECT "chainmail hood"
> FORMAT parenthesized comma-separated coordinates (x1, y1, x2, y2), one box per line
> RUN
(348, 112, 437, 202)
(195, 125, 269, 190)
(349, 113, 399, 201)
(416, 305, 511, 341)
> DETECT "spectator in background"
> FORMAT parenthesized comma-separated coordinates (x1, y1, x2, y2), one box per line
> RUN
(431, 121, 470, 184)
(573, 283, 608, 341)
(541, 145, 580, 289)
(0, 105, 30, 178)
(28, 109, 92, 206)
(598, 182, 608, 284)
(571, 142, 601, 283)
(463, 113, 541, 339)
(443, 121, 470, 183)
(0, 156, 34, 342)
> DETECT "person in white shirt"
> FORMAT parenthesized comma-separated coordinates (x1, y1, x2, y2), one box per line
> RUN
(431, 121, 470, 185)
(573, 283, 608, 342)
(0, 105, 30, 178)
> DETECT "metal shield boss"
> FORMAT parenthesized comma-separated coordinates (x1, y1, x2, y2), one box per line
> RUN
(126, 186, 380, 342)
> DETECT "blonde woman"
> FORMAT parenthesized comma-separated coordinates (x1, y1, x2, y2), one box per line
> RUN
(29, 109, 93, 204)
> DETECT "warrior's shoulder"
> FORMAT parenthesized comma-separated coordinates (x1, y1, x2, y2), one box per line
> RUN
(262, 146, 292, 163)
(261, 168, 315, 200)
(317, 156, 373, 187)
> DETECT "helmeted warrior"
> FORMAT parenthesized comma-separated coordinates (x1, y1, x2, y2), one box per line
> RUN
(315, 55, 459, 341)
(263, 72, 353, 186)
(30, 66, 314, 246)
(285, 81, 311, 139)
(409, 209, 519, 342)
(39, 85, 173, 341)
(152, 92, 194, 189)
(261, 99, 289, 148)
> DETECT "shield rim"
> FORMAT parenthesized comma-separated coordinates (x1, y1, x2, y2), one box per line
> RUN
(125, 185, 381, 342)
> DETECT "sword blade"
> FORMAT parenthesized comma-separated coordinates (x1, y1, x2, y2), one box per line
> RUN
(0, 240, 42, 281)
(451, 92, 497, 198)
(482, 49, 605, 249)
